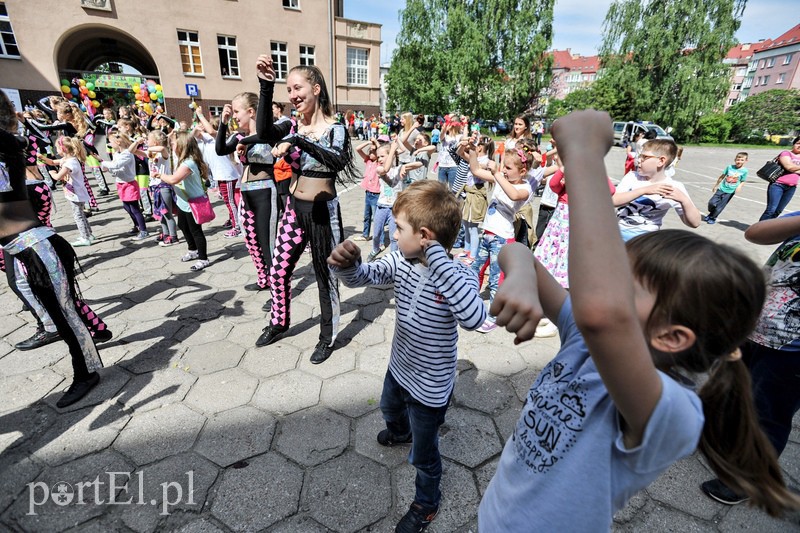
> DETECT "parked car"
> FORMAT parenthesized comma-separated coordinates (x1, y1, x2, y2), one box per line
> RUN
(613, 121, 673, 146)
(421, 115, 444, 131)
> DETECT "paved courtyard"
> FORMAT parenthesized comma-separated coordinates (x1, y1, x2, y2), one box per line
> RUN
(1, 144, 799, 532)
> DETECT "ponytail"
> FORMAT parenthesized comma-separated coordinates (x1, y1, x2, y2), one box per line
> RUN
(698, 357, 800, 516)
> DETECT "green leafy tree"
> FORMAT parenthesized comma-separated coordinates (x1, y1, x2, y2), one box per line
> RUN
(386, 0, 555, 118)
(599, 0, 746, 142)
(727, 89, 800, 140)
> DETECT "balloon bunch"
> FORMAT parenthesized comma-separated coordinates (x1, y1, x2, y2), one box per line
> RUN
(133, 81, 164, 105)
(60, 78, 100, 112)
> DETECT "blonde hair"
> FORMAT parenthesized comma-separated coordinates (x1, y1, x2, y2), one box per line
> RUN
(174, 130, 209, 182)
(0, 89, 18, 133)
(110, 131, 133, 150)
(56, 102, 88, 138)
(56, 136, 87, 163)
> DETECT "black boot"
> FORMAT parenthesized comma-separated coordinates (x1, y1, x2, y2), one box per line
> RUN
(56, 372, 100, 408)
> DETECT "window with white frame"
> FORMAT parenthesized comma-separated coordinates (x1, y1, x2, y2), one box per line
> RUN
(743, 77, 752, 88)
(178, 30, 203, 75)
(777, 73, 785, 84)
(283, 0, 299, 7)
(0, 2, 20, 58)
(299, 45, 315, 66)
(758, 59, 765, 68)
(732, 82, 742, 91)
(755, 76, 761, 86)
(785, 53, 793, 65)
(271, 41, 288, 80)
(347, 47, 369, 86)
(763, 74, 770, 84)
(767, 57, 775, 68)
(217, 35, 239, 77)
(728, 98, 737, 107)
(735, 67, 747, 77)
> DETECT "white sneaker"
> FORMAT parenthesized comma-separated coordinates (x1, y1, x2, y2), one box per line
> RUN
(181, 250, 199, 262)
(477, 318, 498, 333)
(535, 320, 558, 338)
(71, 238, 92, 247)
(190, 259, 210, 271)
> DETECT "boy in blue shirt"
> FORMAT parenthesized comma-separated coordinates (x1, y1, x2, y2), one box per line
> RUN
(705, 152, 749, 224)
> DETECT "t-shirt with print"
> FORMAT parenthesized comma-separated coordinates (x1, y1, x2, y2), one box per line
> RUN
(479, 297, 703, 531)
(172, 159, 206, 213)
(481, 181, 531, 239)
(777, 150, 800, 186)
(615, 171, 689, 235)
(718, 164, 748, 194)
(749, 211, 800, 351)
(377, 167, 403, 207)
(61, 157, 90, 203)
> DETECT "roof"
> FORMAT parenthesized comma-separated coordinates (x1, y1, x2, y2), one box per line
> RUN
(758, 24, 800, 53)
(549, 49, 600, 73)
(726, 41, 769, 60)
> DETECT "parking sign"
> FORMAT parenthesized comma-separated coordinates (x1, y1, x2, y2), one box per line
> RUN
(185, 84, 199, 97)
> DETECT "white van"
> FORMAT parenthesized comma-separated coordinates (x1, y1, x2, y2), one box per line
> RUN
(613, 121, 673, 146)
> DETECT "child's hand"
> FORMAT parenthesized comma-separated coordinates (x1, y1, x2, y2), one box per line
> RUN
(236, 143, 247, 159)
(221, 104, 233, 123)
(271, 142, 291, 158)
(647, 183, 673, 196)
(491, 269, 543, 344)
(399, 165, 408, 178)
(328, 240, 361, 268)
(664, 187, 688, 203)
(551, 110, 613, 161)
(256, 55, 276, 82)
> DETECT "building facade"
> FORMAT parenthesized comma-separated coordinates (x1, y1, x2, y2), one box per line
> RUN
(548, 49, 600, 100)
(744, 24, 800, 100)
(0, 0, 381, 122)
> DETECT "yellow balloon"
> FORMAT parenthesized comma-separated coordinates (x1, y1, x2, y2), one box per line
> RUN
(91, 100, 100, 108)
(78, 79, 86, 86)
(61, 85, 71, 94)
(87, 90, 96, 99)
(133, 84, 141, 93)
(143, 103, 153, 115)
(155, 84, 163, 92)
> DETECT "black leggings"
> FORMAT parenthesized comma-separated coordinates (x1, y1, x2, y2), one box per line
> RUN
(122, 200, 146, 231)
(176, 209, 207, 260)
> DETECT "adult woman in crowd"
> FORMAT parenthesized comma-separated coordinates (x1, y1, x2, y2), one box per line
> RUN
(759, 136, 800, 221)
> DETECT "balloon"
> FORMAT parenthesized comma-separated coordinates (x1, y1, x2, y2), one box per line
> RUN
(61, 85, 71, 94)
(135, 93, 142, 101)
(79, 104, 86, 111)
(60, 79, 70, 87)
(142, 94, 150, 102)
(92, 100, 99, 108)
(133, 84, 140, 93)
(156, 90, 163, 98)
(87, 90, 96, 99)
(78, 79, 86, 86)
(158, 95, 164, 103)
(79, 86, 88, 94)
(86, 82, 95, 91)
(65, 94, 73, 100)
(143, 103, 153, 115)
(155, 84, 162, 92)
(70, 87, 79, 96)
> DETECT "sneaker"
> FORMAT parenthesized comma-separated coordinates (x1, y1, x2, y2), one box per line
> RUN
(89, 234, 96, 243)
(127, 227, 138, 236)
(159, 236, 178, 247)
(93, 329, 113, 343)
(56, 372, 100, 408)
(190, 259, 210, 271)
(155, 233, 164, 242)
(15, 329, 61, 351)
(396, 502, 439, 533)
(98, 189, 110, 196)
(71, 238, 92, 247)
(535, 320, 559, 338)
(377, 429, 412, 447)
(181, 250, 200, 262)
(222, 220, 233, 230)
(706, 218, 716, 225)
(701, 479, 749, 505)
(133, 231, 149, 241)
(224, 229, 241, 238)
(367, 249, 380, 262)
(477, 318, 497, 333)
(353, 235, 371, 241)
(456, 251, 470, 259)
(144, 215, 155, 223)
(256, 325, 289, 347)
(310, 340, 334, 364)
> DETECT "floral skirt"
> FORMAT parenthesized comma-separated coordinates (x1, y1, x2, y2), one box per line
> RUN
(533, 202, 569, 289)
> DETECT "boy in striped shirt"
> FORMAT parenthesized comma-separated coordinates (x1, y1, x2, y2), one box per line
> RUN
(329, 180, 486, 532)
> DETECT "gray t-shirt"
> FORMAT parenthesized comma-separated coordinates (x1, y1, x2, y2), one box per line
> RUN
(405, 152, 430, 186)
(479, 297, 703, 531)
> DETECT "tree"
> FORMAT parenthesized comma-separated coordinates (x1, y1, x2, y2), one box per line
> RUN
(386, 0, 555, 118)
(727, 89, 800, 140)
(598, 0, 746, 142)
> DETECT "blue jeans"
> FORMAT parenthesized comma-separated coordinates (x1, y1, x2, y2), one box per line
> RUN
(380, 370, 449, 512)
(463, 221, 480, 258)
(372, 205, 396, 253)
(706, 190, 735, 221)
(760, 182, 796, 221)
(362, 191, 379, 238)
(438, 165, 457, 190)
(471, 232, 507, 307)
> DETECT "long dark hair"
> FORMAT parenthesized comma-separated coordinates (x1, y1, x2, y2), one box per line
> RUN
(174, 131, 209, 182)
(288, 65, 334, 117)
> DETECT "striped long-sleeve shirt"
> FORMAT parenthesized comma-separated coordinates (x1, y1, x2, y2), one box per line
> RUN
(335, 244, 486, 407)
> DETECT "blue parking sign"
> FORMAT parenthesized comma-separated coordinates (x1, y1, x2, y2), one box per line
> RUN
(185, 84, 199, 97)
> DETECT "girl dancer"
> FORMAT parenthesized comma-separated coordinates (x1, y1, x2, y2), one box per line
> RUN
(258, 62, 356, 365)
(48, 137, 94, 247)
(133, 131, 179, 246)
(1, 90, 110, 408)
(101, 132, 148, 240)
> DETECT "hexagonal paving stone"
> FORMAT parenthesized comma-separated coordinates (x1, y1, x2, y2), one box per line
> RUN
(0, 451, 43, 515)
(114, 367, 197, 413)
(0, 313, 26, 337)
(128, 299, 180, 323)
(439, 407, 503, 468)
(320, 371, 382, 417)
(183, 368, 258, 415)
(114, 403, 205, 466)
(180, 340, 244, 374)
(44, 366, 131, 414)
(453, 369, 516, 415)
(461, 343, 527, 377)
(297, 343, 357, 380)
(354, 409, 410, 467)
(0, 403, 56, 455)
(303, 451, 391, 532)
(251, 370, 321, 415)
(0, 342, 67, 377)
(239, 344, 300, 379)
(475, 457, 500, 497)
(211, 452, 303, 532)
(348, 319, 387, 349)
(195, 405, 275, 467)
(0, 369, 65, 413)
(509, 368, 539, 403)
(275, 407, 349, 466)
(32, 400, 130, 467)
(645, 456, 721, 520)
(172, 518, 227, 533)
(356, 343, 391, 378)
(5, 450, 134, 533)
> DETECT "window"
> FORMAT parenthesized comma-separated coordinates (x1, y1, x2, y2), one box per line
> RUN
(209, 106, 225, 116)
(755, 76, 761, 86)
(735, 66, 747, 77)
(0, 2, 20, 58)
(785, 54, 793, 65)
(732, 82, 742, 91)
(767, 57, 775, 68)
(758, 59, 765, 68)
(217, 35, 239, 77)
(282, 0, 299, 7)
(743, 77, 752, 88)
(728, 98, 737, 107)
(763, 75, 770, 84)
(346, 47, 368, 86)
(177, 30, 203, 75)
(271, 41, 288, 80)
(777, 73, 785, 84)
(299, 45, 315, 66)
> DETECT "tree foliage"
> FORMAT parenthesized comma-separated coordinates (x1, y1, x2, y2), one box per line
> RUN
(727, 89, 800, 140)
(385, 0, 554, 118)
(597, 0, 746, 142)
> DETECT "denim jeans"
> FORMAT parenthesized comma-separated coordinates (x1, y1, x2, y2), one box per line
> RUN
(471, 232, 508, 307)
(463, 221, 480, 258)
(760, 182, 797, 221)
(706, 190, 735, 221)
(380, 370, 449, 512)
(438, 165, 458, 190)
(362, 191, 379, 238)
(372, 205, 397, 253)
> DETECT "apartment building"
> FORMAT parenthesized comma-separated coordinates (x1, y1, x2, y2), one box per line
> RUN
(548, 49, 600, 100)
(744, 24, 800, 100)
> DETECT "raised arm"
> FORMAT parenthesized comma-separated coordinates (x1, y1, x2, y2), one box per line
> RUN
(468, 149, 496, 183)
(194, 106, 217, 136)
(745, 213, 800, 245)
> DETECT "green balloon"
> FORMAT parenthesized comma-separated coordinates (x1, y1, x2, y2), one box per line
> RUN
(86, 82, 95, 91)
(60, 79, 70, 86)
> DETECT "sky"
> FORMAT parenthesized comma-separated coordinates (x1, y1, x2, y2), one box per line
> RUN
(344, 0, 794, 64)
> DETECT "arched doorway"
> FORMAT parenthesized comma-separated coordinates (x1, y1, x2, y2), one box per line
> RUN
(56, 24, 159, 78)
